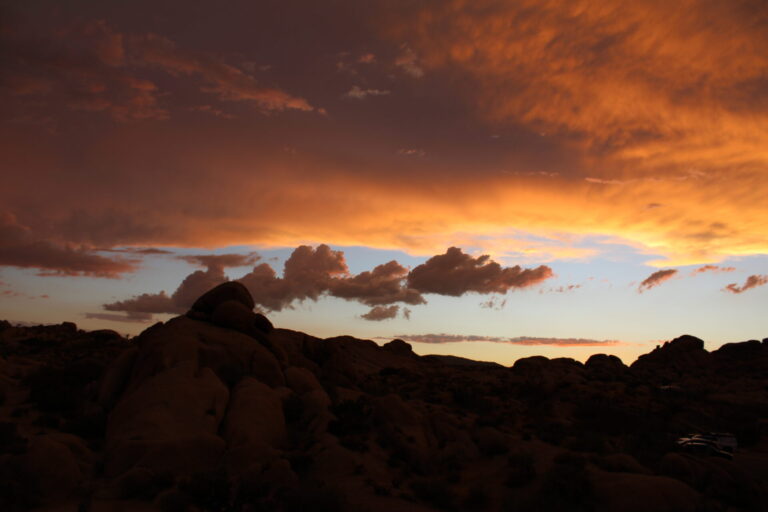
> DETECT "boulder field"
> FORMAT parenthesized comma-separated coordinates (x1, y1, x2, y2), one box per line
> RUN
(1, 282, 766, 511)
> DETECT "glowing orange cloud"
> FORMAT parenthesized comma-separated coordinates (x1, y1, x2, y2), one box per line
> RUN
(2, 2, 768, 270)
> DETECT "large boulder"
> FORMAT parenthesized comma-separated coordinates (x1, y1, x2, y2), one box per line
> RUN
(590, 468, 699, 512)
(382, 339, 414, 357)
(211, 299, 273, 339)
(105, 361, 229, 476)
(585, 354, 628, 381)
(17, 435, 85, 501)
(189, 281, 255, 317)
(221, 377, 286, 470)
(631, 335, 710, 380)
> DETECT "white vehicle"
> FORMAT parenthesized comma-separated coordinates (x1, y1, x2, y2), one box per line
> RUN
(676, 432, 737, 455)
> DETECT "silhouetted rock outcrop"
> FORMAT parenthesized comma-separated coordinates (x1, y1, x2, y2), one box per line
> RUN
(631, 334, 711, 380)
(0, 288, 766, 512)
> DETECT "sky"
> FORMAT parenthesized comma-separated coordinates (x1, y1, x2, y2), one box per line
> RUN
(2, 0, 767, 365)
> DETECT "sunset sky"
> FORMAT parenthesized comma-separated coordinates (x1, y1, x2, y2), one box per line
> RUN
(2, 0, 767, 364)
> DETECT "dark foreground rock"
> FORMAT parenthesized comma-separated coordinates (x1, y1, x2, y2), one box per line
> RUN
(1, 284, 767, 511)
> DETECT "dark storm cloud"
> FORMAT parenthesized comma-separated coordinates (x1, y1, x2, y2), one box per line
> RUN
(135, 34, 316, 112)
(723, 275, 768, 294)
(638, 269, 678, 293)
(0, 212, 136, 277)
(407, 247, 553, 296)
(0, 15, 315, 126)
(1, 19, 167, 122)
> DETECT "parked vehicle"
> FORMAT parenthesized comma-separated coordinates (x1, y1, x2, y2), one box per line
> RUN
(675, 433, 736, 460)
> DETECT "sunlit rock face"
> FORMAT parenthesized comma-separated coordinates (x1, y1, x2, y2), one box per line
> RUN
(0, 283, 766, 511)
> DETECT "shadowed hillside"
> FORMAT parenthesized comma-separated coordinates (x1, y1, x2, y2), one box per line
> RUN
(1, 283, 767, 511)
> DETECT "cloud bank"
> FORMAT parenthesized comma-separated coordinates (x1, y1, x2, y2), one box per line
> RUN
(100, 245, 553, 322)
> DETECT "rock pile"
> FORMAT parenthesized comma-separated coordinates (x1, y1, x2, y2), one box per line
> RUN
(0, 283, 766, 511)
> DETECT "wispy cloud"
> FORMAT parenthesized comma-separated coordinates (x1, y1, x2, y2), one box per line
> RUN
(390, 333, 622, 346)
(344, 85, 390, 99)
(723, 274, 768, 294)
(638, 269, 677, 293)
(692, 264, 736, 275)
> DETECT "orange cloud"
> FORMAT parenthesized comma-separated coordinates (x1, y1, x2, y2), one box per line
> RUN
(693, 265, 736, 275)
(723, 275, 768, 294)
(136, 34, 315, 112)
(2, 3, 767, 270)
(638, 269, 678, 293)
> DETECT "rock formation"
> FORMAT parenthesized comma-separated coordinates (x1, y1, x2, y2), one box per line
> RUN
(0, 283, 766, 511)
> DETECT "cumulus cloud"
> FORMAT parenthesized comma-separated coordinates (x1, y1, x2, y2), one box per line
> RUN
(638, 269, 678, 293)
(392, 334, 621, 346)
(344, 85, 390, 99)
(238, 244, 348, 310)
(407, 247, 553, 296)
(723, 275, 768, 294)
(100, 245, 551, 323)
(361, 305, 400, 321)
(328, 260, 425, 306)
(0, 212, 137, 277)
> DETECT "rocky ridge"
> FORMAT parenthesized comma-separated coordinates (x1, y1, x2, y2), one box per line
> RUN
(1, 282, 767, 511)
